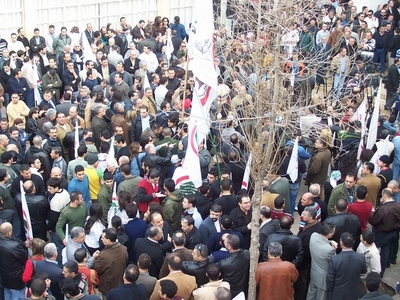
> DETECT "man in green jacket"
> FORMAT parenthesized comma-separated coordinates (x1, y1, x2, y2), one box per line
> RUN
(162, 178, 184, 232)
(328, 173, 357, 216)
(98, 172, 114, 224)
(117, 163, 142, 202)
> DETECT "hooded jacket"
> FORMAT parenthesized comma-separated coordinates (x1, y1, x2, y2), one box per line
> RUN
(163, 189, 184, 232)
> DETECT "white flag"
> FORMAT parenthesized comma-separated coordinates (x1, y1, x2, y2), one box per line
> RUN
(108, 135, 115, 159)
(369, 135, 389, 174)
(357, 137, 364, 160)
(166, 29, 174, 65)
(182, 120, 203, 188)
(20, 181, 33, 241)
(366, 80, 382, 150)
(287, 137, 299, 182)
(111, 182, 118, 215)
(74, 120, 79, 159)
(188, 0, 218, 141)
(241, 153, 252, 190)
(356, 99, 367, 136)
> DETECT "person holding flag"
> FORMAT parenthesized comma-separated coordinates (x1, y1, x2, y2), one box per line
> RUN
(279, 141, 307, 214)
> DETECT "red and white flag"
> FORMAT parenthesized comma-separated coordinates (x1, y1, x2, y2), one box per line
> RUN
(356, 99, 367, 136)
(188, 0, 218, 141)
(20, 181, 33, 241)
(287, 137, 299, 182)
(182, 120, 203, 188)
(111, 182, 118, 215)
(74, 120, 79, 159)
(366, 80, 382, 150)
(241, 153, 252, 190)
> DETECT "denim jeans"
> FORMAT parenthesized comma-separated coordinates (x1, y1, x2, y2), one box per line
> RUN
(289, 181, 300, 215)
(4, 288, 25, 300)
(373, 229, 397, 276)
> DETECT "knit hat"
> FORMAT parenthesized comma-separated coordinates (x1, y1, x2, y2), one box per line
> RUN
(85, 137, 96, 143)
(378, 155, 390, 166)
(86, 153, 99, 165)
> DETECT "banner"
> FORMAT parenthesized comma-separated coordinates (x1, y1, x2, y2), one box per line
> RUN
(241, 153, 252, 190)
(369, 135, 389, 174)
(366, 80, 382, 150)
(188, 0, 218, 141)
(287, 137, 298, 182)
(74, 120, 79, 159)
(20, 181, 33, 241)
(182, 120, 203, 188)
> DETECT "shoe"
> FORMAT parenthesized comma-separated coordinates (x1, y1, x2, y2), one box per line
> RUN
(390, 260, 397, 265)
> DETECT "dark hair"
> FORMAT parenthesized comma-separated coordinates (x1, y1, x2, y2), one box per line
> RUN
(365, 272, 382, 292)
(125, 202, 138, 218)
(356, 185, 367, 199)
(364, 162, 374, 173)
(279, 215, 293, 229)
(181, 215, 194, 227)
(103, 228, 117, 242)
(138, 253, 152, 269)
(164, 178, 175, 193)
(124, 264, 139, 283)
(199, 182, 210, 194)
(0, 168, 7, 182)
(260, 206, 271, 219)
(361, 229, 375, 244)
(77, 145, 87, 157)
(74, 165, 84, 173)
(30, 278, 47, 297)
(160, 279, 178, 298)
(206, 263, 221, 281)
(172, 231, 186, 246)
(185, 194, 196, 207)
(321, 222, 335, 236)
(168, 255, 182, 271)
(47, 177, 61, 189)
(120, 163, 131, 176)
(220, 215, 232, 229)
(117, 190, 132, 211)
(73, 248, 87, 263)
(225, 234, 240, 250)
(274, 195, 285, 209)
(64, 260, 78, 274)
(340, 232, 354, 248)
(60, 278, 80, 296)
(335, 198, 348, 212)
(85, 203, 103, 234)
(221, 178, 231, 191)
(210, 204, 223, 213)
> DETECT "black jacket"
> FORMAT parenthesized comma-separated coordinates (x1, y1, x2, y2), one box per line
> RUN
(134, 238, 165, 279)
(10, 174, 46, 199)
(107, 283, 147, 300)
(218, 249, 250, 298)
(386, 63, 400, 92)
(15, 194, 49, 241)
(297, 221, 322, 269)
(0, 235, 28, 290)
(229, 207, 252, 249)
(63, 129, 83, 161)
(324, 212, 361, 249)
(184, 226, 202, 250)
(263, 228, 304, 268)
(182, 256, 215, 286)
(259, 219, 280, 258)
(129, 115, 155, 144)
(35, 260, 64, 300)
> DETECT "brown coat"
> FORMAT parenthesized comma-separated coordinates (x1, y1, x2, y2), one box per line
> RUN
(93, 242, 128, 295)
(111, 112, 129, 144)
(150, 271, 197, 300)
(159, 248, 193, 278)
(357, 173, 381, 207)
(256, 258, 299, 300)
(307, 147, 331, 186)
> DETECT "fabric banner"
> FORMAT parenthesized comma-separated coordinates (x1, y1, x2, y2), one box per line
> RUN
(20, 181, 33, 241)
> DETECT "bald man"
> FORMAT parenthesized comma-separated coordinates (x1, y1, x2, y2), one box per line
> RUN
(297, 192, 322, 231)
(0, 134, 9, 155)
(51, 167, 68, 190)
(0, 222, 28, 299)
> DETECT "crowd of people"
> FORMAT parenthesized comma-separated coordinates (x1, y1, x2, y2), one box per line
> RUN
(0, 1, 399, 300)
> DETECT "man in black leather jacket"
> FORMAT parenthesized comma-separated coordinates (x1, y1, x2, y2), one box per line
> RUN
(0, 222, 28, 299)
(15, 180, 49, 241)
(263, 215, 304, 268)
(218, 234, 250, 298)
(324, 198, 361, 251)
(182, 243, 215, 286)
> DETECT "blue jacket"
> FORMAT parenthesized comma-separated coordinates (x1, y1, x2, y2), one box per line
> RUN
(170, 22, 187, 40)
(285, 140, 310, 160)
(68, 176, 91, 208)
